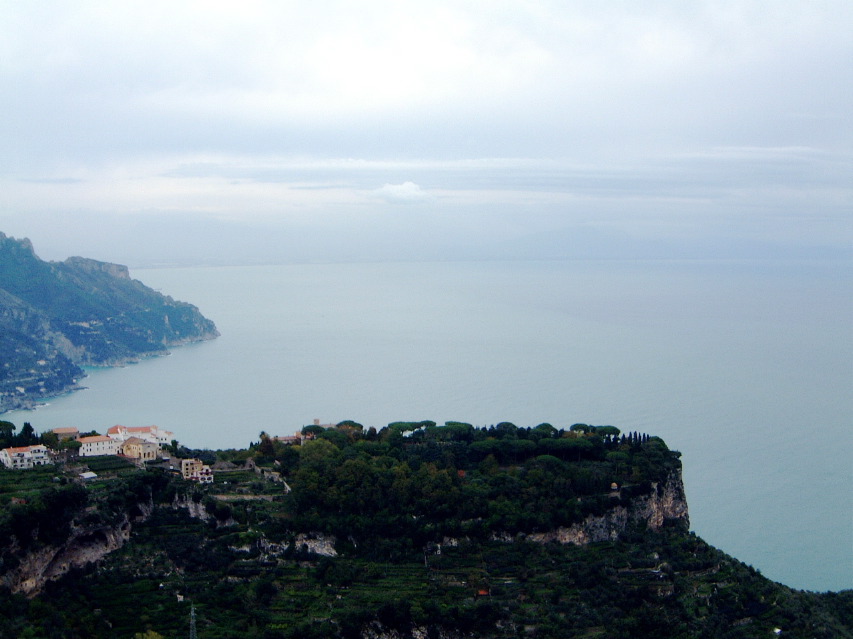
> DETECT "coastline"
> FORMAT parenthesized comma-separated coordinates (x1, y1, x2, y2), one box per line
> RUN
(0, 383, 88, 414)
(0, 332, 218, 415)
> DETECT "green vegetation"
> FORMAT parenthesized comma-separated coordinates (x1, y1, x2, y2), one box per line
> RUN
(0, 421, 850, 638)
(0, 420, 40, 449)
(0, 232, 218, 411)
(276, 422, 681, 550)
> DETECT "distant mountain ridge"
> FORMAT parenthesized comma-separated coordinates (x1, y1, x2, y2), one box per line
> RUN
(0, 232, 219, 411)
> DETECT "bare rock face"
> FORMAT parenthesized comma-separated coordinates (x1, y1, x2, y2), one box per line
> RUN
(63, 256, 130, 280)
(1, 499, 155, 597)
(172, 493, 213, 522)
(527, 470, 689, 546)
(360, 622, 476, 639)
(293, 532, 338, 557)
(2, 502, 154, 597)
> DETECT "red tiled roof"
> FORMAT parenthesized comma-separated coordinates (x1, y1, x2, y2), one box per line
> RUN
(109, 425, 157, 433)
(4, 446, 38, 454)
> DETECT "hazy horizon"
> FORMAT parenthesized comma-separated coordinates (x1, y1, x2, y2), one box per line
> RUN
(0, 2, 850, 267)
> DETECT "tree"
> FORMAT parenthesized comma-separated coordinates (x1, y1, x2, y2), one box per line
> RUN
(0, 420, 15, 447)
(40, 430, 59, 450)
(257, 432, 275, 458)
(606, 451, 629, 475)
(532, 423, 557, 439)
(317, 428, 349, 448)
(336, 419, 364, 432)
(301, 424, 325, 437)
(479, 454, 499, 476)
(493, 422, 518, 439)
(594, 425, 620, 438)
(15, 422, 37, 446)
(298, 438, 340, 471)
(59, 438, 82, 453)
(163, 439, 180, 456)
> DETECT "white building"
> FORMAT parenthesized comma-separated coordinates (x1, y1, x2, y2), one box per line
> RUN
(78, 435, 119, 457)
(107, 424, 174, 446)
(0, 445, 50, 469)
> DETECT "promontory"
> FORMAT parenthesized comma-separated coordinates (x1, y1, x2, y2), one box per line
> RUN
(0, 232, 218, 411)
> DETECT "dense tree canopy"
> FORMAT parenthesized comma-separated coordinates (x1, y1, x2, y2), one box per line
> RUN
(244, 421, 683, 548)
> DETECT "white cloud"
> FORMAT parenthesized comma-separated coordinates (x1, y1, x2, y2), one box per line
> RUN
(372, 181, 431, 204)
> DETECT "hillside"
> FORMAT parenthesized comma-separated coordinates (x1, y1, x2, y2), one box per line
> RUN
(0, 233, 219, 411)
(0, 421, 850, 638)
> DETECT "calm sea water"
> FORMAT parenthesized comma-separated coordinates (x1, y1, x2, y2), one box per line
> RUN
(5, 259, 851, 592)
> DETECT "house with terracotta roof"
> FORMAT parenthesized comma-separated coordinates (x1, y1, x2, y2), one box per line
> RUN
(0, 445, 50, 469)
(78, 435, 119, 457)
(51, 427, 80, 440)
(107, 424, 174, 446)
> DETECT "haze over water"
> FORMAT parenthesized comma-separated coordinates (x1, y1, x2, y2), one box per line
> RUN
(6, 257, 850, 593)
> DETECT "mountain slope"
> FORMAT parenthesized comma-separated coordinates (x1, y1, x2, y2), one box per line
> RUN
(0, 232, 218, 411)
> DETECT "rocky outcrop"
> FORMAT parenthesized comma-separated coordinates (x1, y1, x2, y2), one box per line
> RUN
(438, 471, 689, 551)
(293, 532, 337, 557)
(63, 256, 130, 280)
(5, 524, 131, 596)
(172, 493, 213, 522)
(360, 622, 474, 639)
(2, 500, 154, 597)
(527, 470, 689, 545)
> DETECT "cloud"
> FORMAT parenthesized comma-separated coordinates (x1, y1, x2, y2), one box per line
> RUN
(0, 2, 850, 262)
(372, 181, 431, 204)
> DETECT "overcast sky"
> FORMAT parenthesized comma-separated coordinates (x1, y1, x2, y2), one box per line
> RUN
(0, 1, 850, 265)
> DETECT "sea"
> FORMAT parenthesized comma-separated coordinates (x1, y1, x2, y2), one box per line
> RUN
(4, 258, 851, 592)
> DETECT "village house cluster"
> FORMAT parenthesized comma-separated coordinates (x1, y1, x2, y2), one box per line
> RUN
(0, 424, 213, 484)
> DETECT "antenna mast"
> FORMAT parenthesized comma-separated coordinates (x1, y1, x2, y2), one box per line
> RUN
(189, 604, 198, 639)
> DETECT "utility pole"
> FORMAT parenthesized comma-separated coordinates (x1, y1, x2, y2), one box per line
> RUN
(189, 604, 197, 639)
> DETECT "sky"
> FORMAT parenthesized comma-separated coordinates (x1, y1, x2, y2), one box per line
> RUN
(0, 1, 850, 266)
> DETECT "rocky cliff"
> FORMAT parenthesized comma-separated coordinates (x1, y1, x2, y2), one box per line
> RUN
(1, 501, 153, 597)
(0, 232, 219, 411)
(527, 470, 689, 545)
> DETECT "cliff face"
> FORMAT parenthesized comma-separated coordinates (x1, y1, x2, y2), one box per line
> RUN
(2, 472, 685, 599)
(2, 501, 153, 597)
(0, 232, 219, 411)
(527, 470, 689, 546)
(360, 623, 473, 639)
